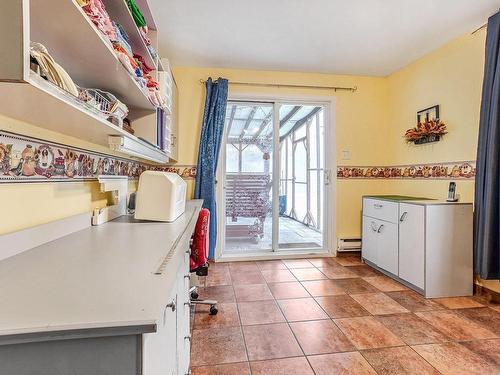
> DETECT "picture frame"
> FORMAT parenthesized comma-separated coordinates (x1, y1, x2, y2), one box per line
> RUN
(417, 105, 440, 123)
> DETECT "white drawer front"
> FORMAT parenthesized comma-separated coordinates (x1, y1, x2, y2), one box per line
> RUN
(363, 198, 399, 223)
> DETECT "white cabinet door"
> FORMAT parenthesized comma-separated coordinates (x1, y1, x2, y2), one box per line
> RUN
(176, 261, 191, 375)
(398, 203, 425, 289)
(362, 216, 378, 264)
(142, 289, 178, 375)
(376, 221, 398, 275)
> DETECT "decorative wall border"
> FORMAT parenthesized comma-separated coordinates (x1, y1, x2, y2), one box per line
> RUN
(0, 130, 196, 183)
(0, 130, 475, 183)
(337, 161, 476, 180)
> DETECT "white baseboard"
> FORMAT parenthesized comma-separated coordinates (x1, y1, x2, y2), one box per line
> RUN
(0, 213, 91, 262)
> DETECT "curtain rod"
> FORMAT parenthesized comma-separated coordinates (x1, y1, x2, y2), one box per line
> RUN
(472, 23, 487, 35)
(471, 9, 500, 35)
(199, 79, 357, 92)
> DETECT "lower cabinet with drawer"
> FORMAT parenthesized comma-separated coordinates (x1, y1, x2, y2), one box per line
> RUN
(362, 197, 473, 298)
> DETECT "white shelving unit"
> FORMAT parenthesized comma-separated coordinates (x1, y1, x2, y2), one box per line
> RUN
(0, 0, 177, 164)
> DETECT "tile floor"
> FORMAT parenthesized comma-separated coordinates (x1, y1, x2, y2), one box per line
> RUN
(190, 255, 500, 375)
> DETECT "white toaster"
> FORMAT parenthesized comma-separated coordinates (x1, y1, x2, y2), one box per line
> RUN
(134, 171, 187, 222)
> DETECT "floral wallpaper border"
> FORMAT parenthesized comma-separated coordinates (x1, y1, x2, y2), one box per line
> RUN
(0, 130, 196, 183)
(0, 130, 475, 183)
(337, 161, 476, 180)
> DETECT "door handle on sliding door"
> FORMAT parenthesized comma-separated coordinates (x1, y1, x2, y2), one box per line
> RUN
(324, 170, 331, 185)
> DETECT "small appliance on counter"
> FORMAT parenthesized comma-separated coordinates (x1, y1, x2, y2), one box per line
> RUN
(134, 171, 187, 222)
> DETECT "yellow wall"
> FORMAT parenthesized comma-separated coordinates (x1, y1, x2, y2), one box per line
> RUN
(172, 66, 390, 239)
(0, 115, 136, 235)
(382, 30, 486, 204)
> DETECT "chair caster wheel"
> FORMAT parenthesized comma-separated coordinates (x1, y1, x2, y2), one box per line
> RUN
(209, 305, 218, 315)
(191, 291, 199, 300)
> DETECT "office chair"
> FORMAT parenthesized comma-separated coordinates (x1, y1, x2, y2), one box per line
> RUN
(189, 208, 218, 315)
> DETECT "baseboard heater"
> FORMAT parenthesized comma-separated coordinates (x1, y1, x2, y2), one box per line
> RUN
(337, 238, 362, 252)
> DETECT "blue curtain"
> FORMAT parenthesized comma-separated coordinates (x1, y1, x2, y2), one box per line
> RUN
(194, 78, 229, 259)
(474, 12, 500, 279)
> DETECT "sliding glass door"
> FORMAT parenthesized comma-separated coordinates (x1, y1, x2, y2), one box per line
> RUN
(221, 100, 328, 256)
(278, 105, 324, 250)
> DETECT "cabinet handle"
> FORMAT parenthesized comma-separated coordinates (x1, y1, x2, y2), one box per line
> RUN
(184, 274, 191, 279)
(374, 203, 383, 209)
(377, 224, 384, 233)
(371, 222, 378, 232)
(166, 301, 176, 312)
(185, 335, 192, 342)
(400, 212, 408, 222)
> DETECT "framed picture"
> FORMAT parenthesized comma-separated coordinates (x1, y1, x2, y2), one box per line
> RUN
(417, 105, 440, 123)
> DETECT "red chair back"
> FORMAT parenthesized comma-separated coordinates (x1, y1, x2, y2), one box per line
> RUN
(190, 208, 210, 271)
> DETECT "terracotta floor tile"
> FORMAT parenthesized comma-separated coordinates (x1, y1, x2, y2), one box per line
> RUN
(333, 278, 380, 294)
(361, 346, 440, 375)
(290, 267, 327, 281)
(191, 326, 247, 366)
(301, 279, 347, 297)
(376, 313, 450, 345)
(278, 297, 329, 322)
(256, 260, 287, 270)
(334, 316, 405, 349)
(317, 265, 358, 279)
(351, 293, 409, 315)
(243, 323, 302, 361)
(308, 352, 377, 375)
(412, 342, 499, 375)
(308, 258, 336, 268)
(362, 276, 408, 292)
(283, 259, 314, 269)
(230, 270, 266, 285)
(261, 269, 297, 283)
(194, 303, 240, 329)
(228, 262, 259, 272)
(433, 296, 485, 309)
(416, 310, 497, 341)
(316, 295, 369, 318)
(234, 284, 273, 302)
(348, 265, 382, 278)
(333, 256, 363, 267)
(197, 285, 235, 303)
(205, 267, 232, 286)
(268, 281, 310, 299)
(238, 300, 285, 325)
(208, 262, 229, 270)
(290, 319, 355, 355)
(250, 357, 314, 375)
(461, 339, 500, 367)
(385, 290, 442, 312)
(192, 362, 251, 375)
(456, 307, 500, 335)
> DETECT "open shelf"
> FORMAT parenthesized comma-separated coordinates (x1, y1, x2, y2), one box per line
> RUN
(30, 0, 155, 111)
(0, 73, 168, 164)
(104, 0, 158, 71)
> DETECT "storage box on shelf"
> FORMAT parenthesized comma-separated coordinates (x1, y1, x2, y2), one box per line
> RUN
(361, 196, 473, 298)
(0, 0, 177, 164)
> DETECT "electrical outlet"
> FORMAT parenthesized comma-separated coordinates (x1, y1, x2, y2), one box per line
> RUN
(342, 150, 350, 160)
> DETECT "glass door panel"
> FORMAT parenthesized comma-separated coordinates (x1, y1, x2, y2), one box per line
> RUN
(278, 104, 325, 250)
(223, 102, 274, 254)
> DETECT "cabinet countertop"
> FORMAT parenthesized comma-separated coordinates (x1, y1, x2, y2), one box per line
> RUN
(0, 200, 203, 343)
(363, 196, 472, 205)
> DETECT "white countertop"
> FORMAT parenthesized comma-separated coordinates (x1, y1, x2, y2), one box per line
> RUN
(0, 200, 202, 342)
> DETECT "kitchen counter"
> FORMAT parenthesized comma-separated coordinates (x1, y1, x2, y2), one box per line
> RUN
(0, 200, 203, 344)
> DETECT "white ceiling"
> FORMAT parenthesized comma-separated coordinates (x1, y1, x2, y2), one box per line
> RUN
(149, 0, 500, 76)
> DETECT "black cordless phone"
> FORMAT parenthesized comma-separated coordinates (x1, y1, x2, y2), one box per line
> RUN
(447, 182, 457, 202)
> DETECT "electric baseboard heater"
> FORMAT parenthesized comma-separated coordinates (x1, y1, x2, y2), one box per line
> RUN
(337, 238, 362, 252)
